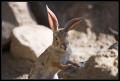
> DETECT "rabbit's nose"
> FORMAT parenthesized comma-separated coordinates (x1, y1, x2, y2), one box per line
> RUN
(63, 43, 67, 50)
(60, 43, 67, 51)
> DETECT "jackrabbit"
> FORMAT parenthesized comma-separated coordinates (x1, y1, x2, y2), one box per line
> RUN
(29, 5, 84, 79)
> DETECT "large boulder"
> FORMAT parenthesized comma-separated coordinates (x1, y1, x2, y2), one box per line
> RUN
(10, 25, 53, 61)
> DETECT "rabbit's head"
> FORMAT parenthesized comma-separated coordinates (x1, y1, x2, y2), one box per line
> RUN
(46, 5, 84, 69)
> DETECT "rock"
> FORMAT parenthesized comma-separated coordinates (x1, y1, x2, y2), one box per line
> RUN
(10, 25, 53, 61)
(59, 49, 118, 79)
(8, 2, 36, 25)
(90, 49, 118, 78)
(2, 21, 15, 51)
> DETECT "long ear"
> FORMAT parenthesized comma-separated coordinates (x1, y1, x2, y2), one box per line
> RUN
(64, 17, 84, 31)
(46, 5, 59, 31)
